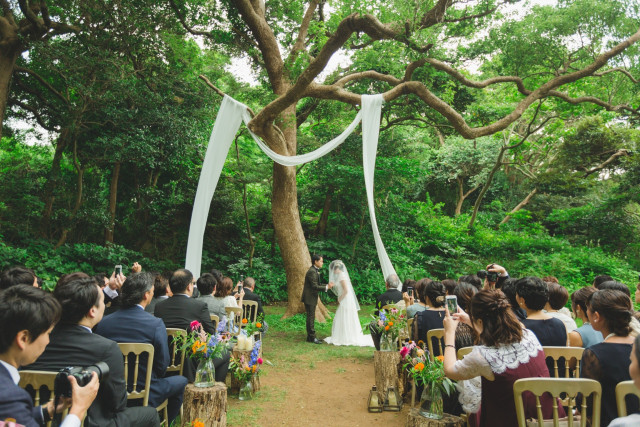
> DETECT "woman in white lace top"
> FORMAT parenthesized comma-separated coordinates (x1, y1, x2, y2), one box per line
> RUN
(442, 289, 562, 427)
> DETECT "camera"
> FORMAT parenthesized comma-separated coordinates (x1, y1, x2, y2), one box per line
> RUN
(477, 270, 499, 282)
(54, 362, 109, 398)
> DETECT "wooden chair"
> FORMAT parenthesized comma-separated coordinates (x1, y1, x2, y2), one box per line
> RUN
(210, 314, 219, 332)
(457, 346, 474, 360)
(542, 346, 585, 378)
(616, 380, 640, 416)
(242, 301, 259, 323)
(402, 317, 414, 343)
(225, 306, 243, 336)
(166, 328, 187, 377)
(426, 328, 445, 362)
(513, 377, 602, 427)
(19, 371, 61, 427)
(118, 343, 169, 427)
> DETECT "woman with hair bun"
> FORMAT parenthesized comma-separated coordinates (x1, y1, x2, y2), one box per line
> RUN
(580, 289, 639, 426)
(443, 289, 562, 427)
(568, 287, 603, 348)
(411, 281, 447, 356)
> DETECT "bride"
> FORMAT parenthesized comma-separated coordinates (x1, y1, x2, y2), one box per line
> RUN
(324, 260, 374, 347)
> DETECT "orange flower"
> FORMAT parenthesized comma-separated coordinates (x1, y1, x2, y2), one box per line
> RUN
(242, 318, 248, 324)
(245, 366, 251, 371)
(384, 325, 390, 331)
(436, 356, 444, 362)
(252, 365, 257, 372)
(388, 321, 394, 326)
(256, 322, 262, 328)
(192, 420, 204, 427)
(414, 363, 425, 371)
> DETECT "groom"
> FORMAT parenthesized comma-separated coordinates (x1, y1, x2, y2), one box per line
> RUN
(301, 254, 334, 344)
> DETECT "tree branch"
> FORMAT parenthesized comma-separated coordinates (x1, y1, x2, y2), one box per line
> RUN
(286, 0, 319, 66)
(14, 66, 68, 104)
(582, 149, 631, 177)
(593, 67, 638, 83)
(9, 99, 56, 131)
(17, 0, 43, 31)
(0, 0, 15, 27)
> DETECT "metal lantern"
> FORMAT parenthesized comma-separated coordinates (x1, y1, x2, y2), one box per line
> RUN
(383, 386, 402, 411)
(367, 385, 383, 413)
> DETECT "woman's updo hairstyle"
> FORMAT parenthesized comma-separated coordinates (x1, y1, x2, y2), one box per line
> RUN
(470, 289, 522, 346)
(570, 286, 597, 315)
(424, 280, 446, 307)
(453, 282, 477, 312)
(515, 276, 549, 311)
(588, 289, 632, 337)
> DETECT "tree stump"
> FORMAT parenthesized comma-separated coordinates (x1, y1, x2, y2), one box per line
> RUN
(230, 346, 261, 395)
(181, 382, 227, 427)
(405, 409, 465, 427)
(374, 350, 401, 402)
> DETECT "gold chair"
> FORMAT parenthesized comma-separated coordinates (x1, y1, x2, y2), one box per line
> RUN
(19, 371, 60, 427)
(457, 346, 474, 360)
(225, 306, 243, 336)
(242, 301, 259, 323)
(118, 343, 169, 427)
(426, 328, 445, 362)
(166, 328, 187, 377)
(616, 380, 640, 416)
(210, 314, 219, 332)
(513, 377, 601, 427)
(403, 317, 414, 343)
(542, 346, 585, 378)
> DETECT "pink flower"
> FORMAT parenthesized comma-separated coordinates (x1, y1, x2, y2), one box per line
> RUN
(399, 347, 410, 358)
(257, 358, 263, 365)
(391, 308, 398, 314)
(190, 320, 201, 331)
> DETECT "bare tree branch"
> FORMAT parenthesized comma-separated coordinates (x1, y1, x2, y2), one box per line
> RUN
(499, 188, 538, 225)
(334, 70, 401, 88)
(582, 149, 631, 177)
(14, 66, 68, 104)
(593, 67, 639, 83)
(9, 99, 56, 131)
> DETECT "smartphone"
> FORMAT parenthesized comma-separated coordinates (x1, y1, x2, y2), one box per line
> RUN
(114, 264, 122, 276)
(407, 286, 414, 298)
(238, 283, 243, 294)
(446, 295, 458, 314)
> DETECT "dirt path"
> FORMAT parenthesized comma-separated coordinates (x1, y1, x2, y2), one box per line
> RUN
(227, 330, 411, 426)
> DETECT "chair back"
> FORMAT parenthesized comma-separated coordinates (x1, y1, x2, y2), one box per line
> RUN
(225, 306, 243, 336)
(426, 328, 445, 362)
(210, 314, 219, 331)
(457, 346, 474, 360)
(166, 328, 186, 376)
(542, 346, 584, 378)
(616, 380, 640, 416)
(381, 304, 398, 312)
(402, 318, 414, 343)
(513, 377, 601, 427)
(19, 371, 70, 427)
(242, 301, 259, 323)
(118, 343, 154, 406)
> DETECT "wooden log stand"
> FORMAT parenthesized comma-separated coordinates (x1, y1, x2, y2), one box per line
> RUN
(405, 409, 465, 427)
(230, 346, 261, 395)
(181, 382, 227, 427)
(373, 350, 402, 403)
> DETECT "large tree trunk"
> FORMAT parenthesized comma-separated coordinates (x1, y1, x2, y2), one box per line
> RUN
(0, 46, 19, 138)
(454, 178, 479, 216)
(105, 161, 121, 244)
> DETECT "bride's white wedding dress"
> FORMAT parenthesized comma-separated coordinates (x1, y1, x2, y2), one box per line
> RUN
(324, 261, 374, 347)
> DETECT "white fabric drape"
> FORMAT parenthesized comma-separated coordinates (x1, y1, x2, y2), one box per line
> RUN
(185, 94, 397, 283)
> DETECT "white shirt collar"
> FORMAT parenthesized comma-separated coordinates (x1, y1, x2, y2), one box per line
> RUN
(0, 359, 20, 385)
(79, 325, 92, 333)
(136, 304, 144, 310)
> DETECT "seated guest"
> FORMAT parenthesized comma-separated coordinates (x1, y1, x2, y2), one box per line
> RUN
(411, 281, 447, 356)
(369, 274, 404, 350)
(215, 276, 244, 311)
(593, 274, 614, 289)
(0, 285, 98, 427)
(569, 287, 603, 348)
(609, 333, 640, 426)
(0, 266, 38, 289)
(545, 282, 577, 333)
(443, 289, 563, 427)
(452, 282, 476, 349)
(24, 277, 159, 426)
(500, 277, 527, 321)
(241, 277, 265, 319)
(516, 277, 567, 346)
(404, 278, 431, 318)
(597, 281, 640, 335)
(154, 269, 230, 383)
(442, 279, 457, 296)
(580, 289, 639, 426)
(458, 274, 482, 290)
(145, 273, 172, 315)
(95, 273, 188, 426)
(197, 273, 225, 319)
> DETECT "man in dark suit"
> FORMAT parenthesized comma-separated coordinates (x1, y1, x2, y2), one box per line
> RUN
(370, 274, 403, 350)
(154, 269, 230, 382)
(241, 277, 264, 318)
(25, 278, 159, 427)
(95, 273, 188, 426)
(301, 254, 334, 344)
(0, 285, 98, 427)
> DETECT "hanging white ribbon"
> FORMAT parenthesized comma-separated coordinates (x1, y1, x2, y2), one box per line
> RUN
(185, 94, 397, 283)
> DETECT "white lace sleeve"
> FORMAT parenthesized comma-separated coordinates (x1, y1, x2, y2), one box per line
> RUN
(457, 377, 482, 414)
(453, 347, 493, 414)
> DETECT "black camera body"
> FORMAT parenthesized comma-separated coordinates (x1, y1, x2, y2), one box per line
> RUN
(54, 362, 109, 397)
(478, 270, 499, 282)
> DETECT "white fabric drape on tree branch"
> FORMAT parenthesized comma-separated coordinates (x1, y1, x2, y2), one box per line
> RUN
(185, 94, 398, 288)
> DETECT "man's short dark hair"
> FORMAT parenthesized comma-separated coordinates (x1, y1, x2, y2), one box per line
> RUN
(121, 272, 154, 307)
(169, 269, 193, 294)
(515, 276, 549, 311)
(458, 274, 482, 290)
(593, 274, 614, 288)
(197, 273, 217, 296)
(311, 254, 322, 264)
(0, 266, 36, 290)
(0, 285, 61, 353)
(244, 277, 255, 290)
(598, 280, 630, 297)
(54, 278, 102, 324)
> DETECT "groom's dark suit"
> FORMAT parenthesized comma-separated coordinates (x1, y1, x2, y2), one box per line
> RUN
(301, 265, 326, 342)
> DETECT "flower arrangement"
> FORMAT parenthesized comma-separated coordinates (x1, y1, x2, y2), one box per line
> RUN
(241, 314, 265, 337)
(370, 308, 406, 349)
(175, 320, 230, 362)
(229, 340, 263, 383)
(400, 341, 455, 395)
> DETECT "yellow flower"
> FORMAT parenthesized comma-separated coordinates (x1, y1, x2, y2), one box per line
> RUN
(252, 365, 257, 373)
(245, 366, 251, 371)
(416, 349, 424, 357)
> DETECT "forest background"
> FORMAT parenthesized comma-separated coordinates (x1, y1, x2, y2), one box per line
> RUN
(0, 0, 639, 311)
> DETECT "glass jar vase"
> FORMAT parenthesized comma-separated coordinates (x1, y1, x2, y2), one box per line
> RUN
(194, 358, 216, 388)
(419, 383, 444, 419)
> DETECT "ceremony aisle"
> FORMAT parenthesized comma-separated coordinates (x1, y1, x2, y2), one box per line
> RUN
(226, 304, 411, 426)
